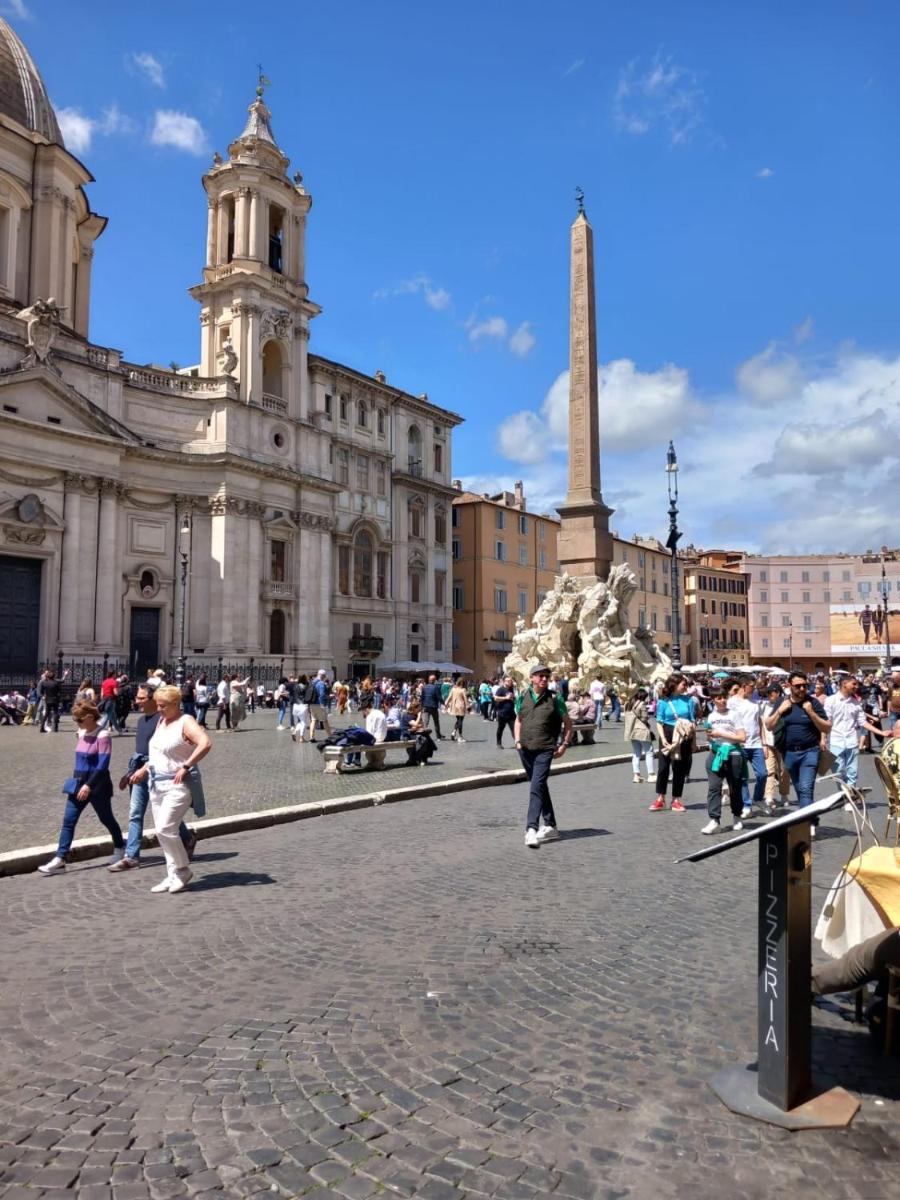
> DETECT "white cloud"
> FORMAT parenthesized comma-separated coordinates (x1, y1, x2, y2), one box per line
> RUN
(56, 107, 94, 153)
(613, 51, 708, 146)
(793, 315, 814, 344)
(508, 321, 536, 357)
(373, 274, 451, 311)
(57, 103, 136, 153)
(0, 1, 31, 19)
(757, 166, 774, 178)
(563, 58, 585, 77)
(132, 52, 165, 89)
(486, 336, 900, 553)
(150, 110, 208, 155)
(735, 342, 803, 406)
(468, 315, 509, 343)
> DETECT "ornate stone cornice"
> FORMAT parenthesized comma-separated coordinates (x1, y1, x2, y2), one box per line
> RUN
(64, 471, 100, 495)
(292, 509, 334, 532)
(4, 524, 45, 545)
(208, 496, 267, 518)
(0, 464, 60, 488)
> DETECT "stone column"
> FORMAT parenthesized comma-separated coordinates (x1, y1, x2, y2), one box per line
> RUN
(191, 508, 211, 648)
(556, 207, 613, 580)
(79, 484, 99, 644)
(58, 480, 81, 646)
(245, 510, 263, 651)
(206, 199, 217, 266)
(73, 244, 93, 338)
(249, 194, 261, 259)
(234, 189, 250, 258)
(216, 200, 230, 265)
(94, 483, 119, 647)
(319, 528, 333, 662)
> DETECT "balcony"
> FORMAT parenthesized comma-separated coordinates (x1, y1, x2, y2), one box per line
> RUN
(261, 580, 296, 600)
(349, 634, 384, 654)
(261, 392, 288, 415)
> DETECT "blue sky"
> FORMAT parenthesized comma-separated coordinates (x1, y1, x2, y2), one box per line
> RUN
(12, 0, 900, 553)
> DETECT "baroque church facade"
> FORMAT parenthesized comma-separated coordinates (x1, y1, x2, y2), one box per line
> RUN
(0, 19, 461, 680)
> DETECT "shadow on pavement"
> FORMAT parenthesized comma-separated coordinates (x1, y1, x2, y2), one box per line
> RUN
(191, 871, 275, 890)
(558, 828, 612, 840)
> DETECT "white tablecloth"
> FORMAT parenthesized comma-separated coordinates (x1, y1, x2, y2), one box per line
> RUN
(815, 875, 889, 959)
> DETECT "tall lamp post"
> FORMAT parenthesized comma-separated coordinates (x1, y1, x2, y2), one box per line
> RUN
(175, 514, 190, 687)
(665, 441, 682, 670)
(882, 546, 893, 675)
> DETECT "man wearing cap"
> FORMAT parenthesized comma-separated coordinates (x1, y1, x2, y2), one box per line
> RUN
(309, 669, 333, 743)
(514, 664, 573, 848)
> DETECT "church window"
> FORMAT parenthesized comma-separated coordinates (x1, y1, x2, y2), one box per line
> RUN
(354, 531, 373, 596)
(375, 461, 386, 497)
(434, 622, 443, 652)
(324, 394, 332, 419)
(225, 195, 235, 262)
(434, 571, 446, 607)
(270, 540, 286, 582)
(377, 409, 386, 437)
(338, 545, 350, 594)
(339, 394, 349, 422)
(410, 502, 423, 539)
(434, 509, 447, 545)
(269, 609, 286, 654)
(262, 340, 285, 398)
(336, 448, 349, 486)
(409, 571, 422, 604)
(356, 454, 369, 491)
(433, 443, 443, 473)
(407, 425, 422, 475)
(376, 552, 388, 599)
(357, 400, 368, 428)
(268, 205, 284, 272)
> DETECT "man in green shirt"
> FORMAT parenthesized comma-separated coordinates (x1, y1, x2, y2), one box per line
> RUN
(514, 664, 573, 848)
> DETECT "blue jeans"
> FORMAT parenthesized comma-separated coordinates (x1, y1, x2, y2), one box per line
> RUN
(609, 695, 621, 721)
(519, 747, 556, 830)
(784, 746, 820, 809)
(832, 744, 859, 788)
(57, 785, 124, 858)
(126, 777, 191, 861)
(594, 703, 604, 730)
(741, 746, 768, 808)
(277, 699, 288, 726)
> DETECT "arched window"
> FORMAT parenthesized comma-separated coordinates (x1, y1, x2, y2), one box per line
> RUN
(354, 530, 373, 597)
(407, 425, 422, 476)
(262, 340, 284, 398)
(357, 400, 368, 428)
(269, 609, 285, 654)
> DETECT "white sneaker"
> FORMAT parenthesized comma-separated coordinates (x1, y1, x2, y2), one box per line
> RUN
(733, 820, 744, 832)
(276, 725, 285, 731)
(633, 775, 643, 784)
(537, 825, 560, 841)
(150, 876, 173, 893)
(109, 847, 125, 865)
(457, 737, 466, 743)
(168, 870, 193, 894)
(741, 807, 752, 820)
(37, 855, 66, 875)
(700, 820, 720, 835)
(525, 829, 540, 848)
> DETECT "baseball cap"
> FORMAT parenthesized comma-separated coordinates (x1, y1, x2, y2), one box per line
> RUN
(529, 664, 551, 677)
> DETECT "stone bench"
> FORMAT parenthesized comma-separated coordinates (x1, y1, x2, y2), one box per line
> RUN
(323, 738, 420, 774)
(570, 721, 597, 745)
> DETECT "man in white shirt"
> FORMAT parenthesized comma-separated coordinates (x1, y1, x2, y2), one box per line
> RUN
(363, 697, 388, 770)
(588, 675, 606, 730)
(727, 678, 768, 819)
(824, 676, 885, 793)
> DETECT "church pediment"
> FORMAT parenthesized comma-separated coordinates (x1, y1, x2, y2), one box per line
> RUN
(0, 364, 142, 444)
(0, 490, 63, 547)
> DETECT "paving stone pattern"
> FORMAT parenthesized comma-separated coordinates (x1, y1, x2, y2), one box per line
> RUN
(0, 712, 624, 853)
(0, 757, 897, 1199)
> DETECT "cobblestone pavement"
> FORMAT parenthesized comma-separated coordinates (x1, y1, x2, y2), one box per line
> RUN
(1, 756, 897, 1199)
(0, 713, 625, 853)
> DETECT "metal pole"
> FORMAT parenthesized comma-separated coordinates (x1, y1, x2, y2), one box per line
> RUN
(176, 551, 188, 687)
(666, 442, 682, 671)
(882, 548, 892, 675)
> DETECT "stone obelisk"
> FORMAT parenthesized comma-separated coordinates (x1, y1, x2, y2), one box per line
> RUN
(556, 199, 614, 580)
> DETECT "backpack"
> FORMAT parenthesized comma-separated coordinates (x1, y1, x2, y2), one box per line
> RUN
(302, 681, 317, 704)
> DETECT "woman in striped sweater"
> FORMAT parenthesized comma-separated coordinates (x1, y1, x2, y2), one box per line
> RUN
(37, 700, 125, 874)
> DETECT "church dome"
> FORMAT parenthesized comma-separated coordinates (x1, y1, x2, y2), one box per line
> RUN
(0, 18, 62, 144)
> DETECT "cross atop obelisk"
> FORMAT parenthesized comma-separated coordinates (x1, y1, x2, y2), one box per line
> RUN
(556, 196, 613, 580)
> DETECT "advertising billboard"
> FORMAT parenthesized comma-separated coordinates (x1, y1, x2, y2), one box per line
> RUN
(829, 603, 898, 655)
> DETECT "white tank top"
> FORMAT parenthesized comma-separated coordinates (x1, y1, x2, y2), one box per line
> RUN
(148, 714, 192, 773)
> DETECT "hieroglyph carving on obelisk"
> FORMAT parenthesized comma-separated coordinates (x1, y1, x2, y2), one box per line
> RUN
(556, 203, 613, 580)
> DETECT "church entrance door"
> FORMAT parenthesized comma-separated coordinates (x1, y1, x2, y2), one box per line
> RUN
(0, 555, 41, 675)
(129, 607, 160, 676)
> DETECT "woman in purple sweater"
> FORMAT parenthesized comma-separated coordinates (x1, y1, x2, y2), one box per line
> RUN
(37, 700, 125, 874)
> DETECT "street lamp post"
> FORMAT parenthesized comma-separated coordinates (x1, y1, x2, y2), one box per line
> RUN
(175, 514, 190, 687)
(665, 441, 682, 670)
(882, 546, 892, 676)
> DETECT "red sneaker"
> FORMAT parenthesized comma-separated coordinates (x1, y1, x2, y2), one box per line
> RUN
(648, 797, 666, 812)
(671, 799, 686, 813)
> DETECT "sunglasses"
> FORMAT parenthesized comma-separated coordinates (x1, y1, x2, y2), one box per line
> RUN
(791, 682, 808, 688)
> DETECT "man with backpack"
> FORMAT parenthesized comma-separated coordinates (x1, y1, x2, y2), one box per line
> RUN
(309, 669, 332, 743)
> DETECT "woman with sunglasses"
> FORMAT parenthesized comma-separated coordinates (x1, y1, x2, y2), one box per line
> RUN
(130, 685, 211, 893)
(649, 673, 698, 812)
(37, 700, 125, 874)
(764, 671, 831, 818)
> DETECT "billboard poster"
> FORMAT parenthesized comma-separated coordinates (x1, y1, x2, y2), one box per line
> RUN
(829, 602, 898, 655)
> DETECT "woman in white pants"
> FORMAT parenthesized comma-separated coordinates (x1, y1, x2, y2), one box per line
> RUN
(623, 689, 656, 783)
(132, 685, 210, 894)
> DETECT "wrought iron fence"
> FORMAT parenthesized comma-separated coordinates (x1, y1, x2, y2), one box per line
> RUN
(0, 654, 295, 697)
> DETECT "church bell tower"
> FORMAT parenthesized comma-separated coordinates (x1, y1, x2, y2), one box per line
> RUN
(189, 82, 320, 416)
